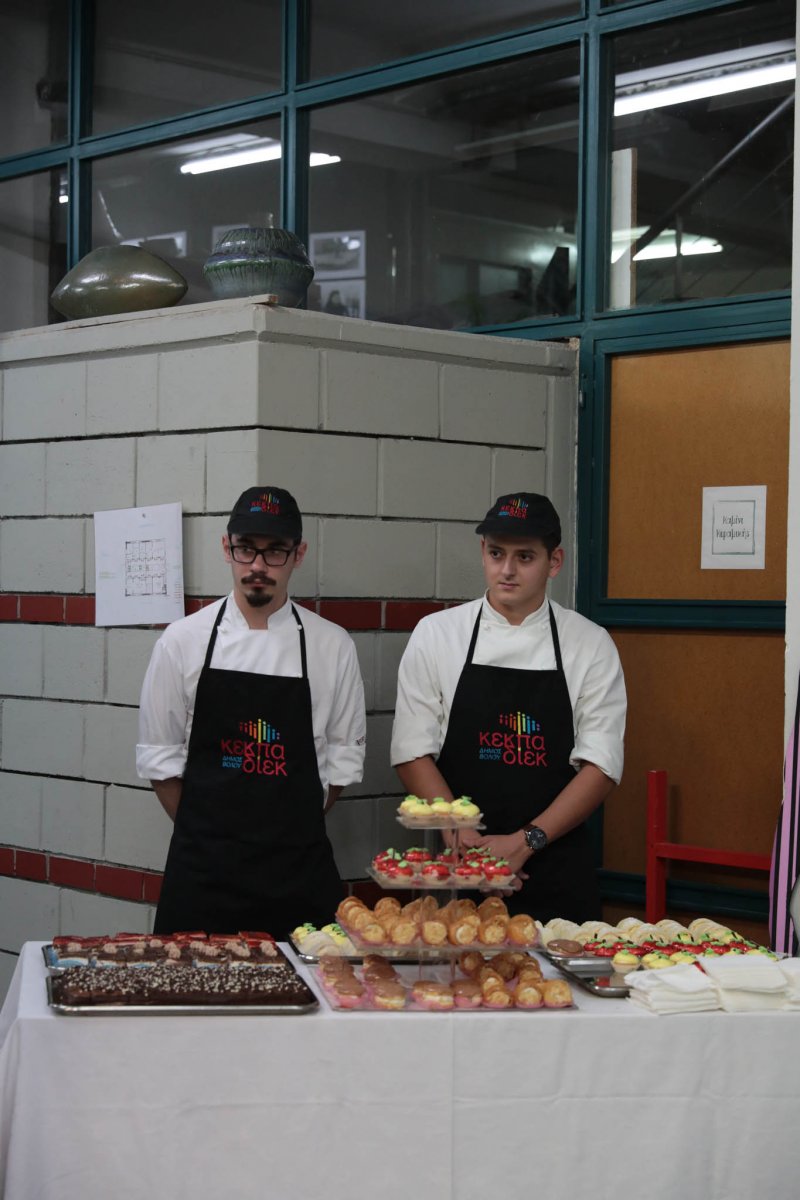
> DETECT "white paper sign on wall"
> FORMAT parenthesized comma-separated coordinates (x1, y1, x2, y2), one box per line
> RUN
(94, 502, 184, 625)
(701, 485, 766, 570)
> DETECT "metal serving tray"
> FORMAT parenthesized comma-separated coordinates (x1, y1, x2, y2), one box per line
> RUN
(550, 959, 630, 998)
(287, 936, 446, 966)
(46, 975, 319, 1016)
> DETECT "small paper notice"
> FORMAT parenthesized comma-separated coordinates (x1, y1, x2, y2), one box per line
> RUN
(94, 503, 184, 626)
(701, 486, 766, 570)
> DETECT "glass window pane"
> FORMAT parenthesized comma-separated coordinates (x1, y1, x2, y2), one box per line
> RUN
(308, 0, 581, 80)
(92, 0, 282, 134)
(91, 120, 281, 306)
(308, 47, 580, 329)
(0, 171, 68, 333)
(0, 1, 69, 157)
(607, 0, 795, 310)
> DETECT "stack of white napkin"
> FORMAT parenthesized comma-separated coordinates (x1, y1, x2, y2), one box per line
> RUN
(626, 964, 721, 1014)
(627, 957, 800, 1014)
(699, 954, 788, 1011)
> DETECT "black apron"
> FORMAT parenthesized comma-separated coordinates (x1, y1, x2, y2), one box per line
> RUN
(436, 603, 599, 924)
(154, 600, 343, 940)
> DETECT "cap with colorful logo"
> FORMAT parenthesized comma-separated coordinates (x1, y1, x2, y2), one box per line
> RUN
(475, 492, 561, 543)
(227, 487, 302, 541)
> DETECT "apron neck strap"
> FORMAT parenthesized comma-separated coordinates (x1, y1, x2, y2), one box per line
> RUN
(467, 600, 564, 671)
(290, 603, 308, 679)
(202, 598, 309, 678)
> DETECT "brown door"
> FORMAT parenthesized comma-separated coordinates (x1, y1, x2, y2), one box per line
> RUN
(601, 340, 788, 931)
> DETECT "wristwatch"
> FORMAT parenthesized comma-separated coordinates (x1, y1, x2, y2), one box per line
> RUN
(523, 824, 548, 853)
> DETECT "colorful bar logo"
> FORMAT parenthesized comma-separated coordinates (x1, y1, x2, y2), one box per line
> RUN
(250, 490, 281, 515)
(498, 496, 528, 520)
(239, 718, 281, 743)
(498, 710, 540, 734)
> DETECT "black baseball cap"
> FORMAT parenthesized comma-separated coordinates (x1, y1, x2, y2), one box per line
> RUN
(227, 487, 302, 541)
(475, 492, 561, 543)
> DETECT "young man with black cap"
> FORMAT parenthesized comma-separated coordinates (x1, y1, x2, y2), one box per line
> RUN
(391, 492, 626, 923)
(137, 487, 366, 939)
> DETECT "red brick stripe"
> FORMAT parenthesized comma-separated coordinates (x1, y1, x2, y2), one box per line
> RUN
(0, 846, 163, 905)
(1, 593, 458, 631)
(0, 847, 374, 908)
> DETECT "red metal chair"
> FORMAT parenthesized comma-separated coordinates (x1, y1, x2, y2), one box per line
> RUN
(645, 769, 771, 923)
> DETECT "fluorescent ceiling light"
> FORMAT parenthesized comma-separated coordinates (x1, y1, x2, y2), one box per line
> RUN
(180, 142, 340, 175)
(615, 60, 796, 116)
(611, 229, 723, 263)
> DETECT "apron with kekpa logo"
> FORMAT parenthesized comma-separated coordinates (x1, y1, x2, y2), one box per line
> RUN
(154, 600, 343, 940)
(436, 604, 600, 924)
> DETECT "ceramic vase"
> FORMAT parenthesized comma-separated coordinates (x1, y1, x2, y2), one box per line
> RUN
(51, 246, 187, 319)
(203, 226, 314, 306)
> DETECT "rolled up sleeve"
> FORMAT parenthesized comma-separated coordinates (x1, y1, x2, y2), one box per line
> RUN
(322, 638, 366, 788)
(390, 627, 446, 766)
(136, 638, 190, 781)
(569, 631, 627, 784)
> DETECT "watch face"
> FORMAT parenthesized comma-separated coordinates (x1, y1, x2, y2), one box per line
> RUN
(527, 826, 548, 851)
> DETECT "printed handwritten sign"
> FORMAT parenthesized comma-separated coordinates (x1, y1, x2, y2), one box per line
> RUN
(701, 486, 766, 570)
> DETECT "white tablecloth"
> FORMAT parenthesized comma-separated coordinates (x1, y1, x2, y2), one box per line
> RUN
(1, 942, 799, 1200)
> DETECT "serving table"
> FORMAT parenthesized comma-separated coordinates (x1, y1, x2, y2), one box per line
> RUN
(1, 942, 799, 1200)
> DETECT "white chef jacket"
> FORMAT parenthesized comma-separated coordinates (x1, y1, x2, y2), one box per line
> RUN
(137, 594, 366, 800)
(391, 595, 626, 784)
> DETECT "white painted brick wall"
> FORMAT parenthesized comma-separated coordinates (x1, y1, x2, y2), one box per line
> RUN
(0, 876, 59, 947)
(262, 431, 379, 516)
(105, 784, 174, 871)
(3, 360, 87, 440)
(0, 771, 42, 847)
(436, 522, 487, 599)
(41, 777, 105, 859)
(0, 442, 45, 514)
(350, 632, 376, 711)
(380, 439, 490, 519)
(106, 629, 161, 705)
(325, 350, 439, 436)
(0, 625, 43, 696)
(43, 626, 105, 702)
(0, 519, 85, 592)
(87, 353, 158, 434)
(375, 632, 411, 711)
(2, 699, 85, 777)
(59, 889, 154, 935)
(83, 703, 141, 788)
(46, 438, 136, 515)
(158, 339, 259, 430)
(321, 519, 436, 597)
(440, 362, 549, 445)
(258, 340, 321, 429)
(136, 433, 206, 509)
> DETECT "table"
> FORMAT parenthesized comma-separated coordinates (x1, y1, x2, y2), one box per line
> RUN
(1, 943, 799, 1200)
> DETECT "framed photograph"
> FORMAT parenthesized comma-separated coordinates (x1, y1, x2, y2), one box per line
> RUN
(316, 279, 366, 319)
(309, 230, 366, 279)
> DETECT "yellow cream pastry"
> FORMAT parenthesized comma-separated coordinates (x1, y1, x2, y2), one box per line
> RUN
(452, 797, 481, 821)
(430, 798, 453, 816)
(669, 950, 697, 965)
(611, 950, 639, 975)
(399, 795, 420, 813)
(641, 951, 673, 969)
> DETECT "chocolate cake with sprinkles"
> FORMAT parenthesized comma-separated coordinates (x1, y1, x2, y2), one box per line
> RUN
(51, 963, 315, 1008)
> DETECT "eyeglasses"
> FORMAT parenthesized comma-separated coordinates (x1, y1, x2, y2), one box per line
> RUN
(229, 543, 297, 567)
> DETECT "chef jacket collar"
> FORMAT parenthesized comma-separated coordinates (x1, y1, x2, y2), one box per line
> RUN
(224, 591, 296, 631)
(480, 592, 549, 629)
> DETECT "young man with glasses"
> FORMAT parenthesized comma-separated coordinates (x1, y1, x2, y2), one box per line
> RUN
(390, 492, 626, 925)
(137, 487, 366, 939)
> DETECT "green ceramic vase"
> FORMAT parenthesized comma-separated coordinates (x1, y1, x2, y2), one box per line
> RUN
(203, 227, 314, 306)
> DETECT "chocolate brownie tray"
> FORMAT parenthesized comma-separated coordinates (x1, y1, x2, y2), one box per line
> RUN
(47, 963, 319, 1015)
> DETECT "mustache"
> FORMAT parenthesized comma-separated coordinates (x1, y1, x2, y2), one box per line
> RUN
(242, 573, 276, 586)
